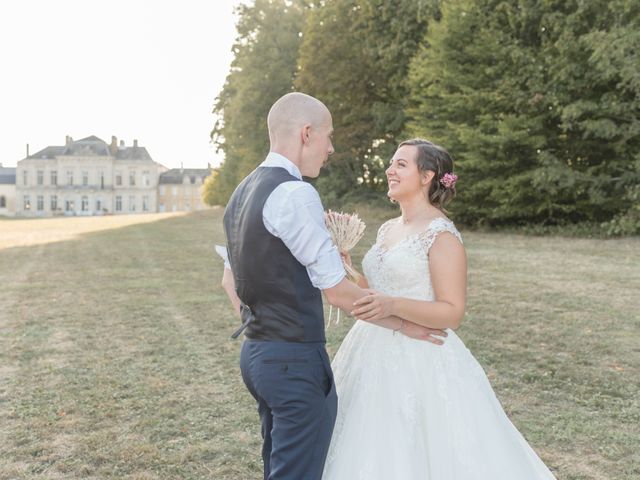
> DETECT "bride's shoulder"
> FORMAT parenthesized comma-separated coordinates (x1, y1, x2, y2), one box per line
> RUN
(378, 216, 400, 232)
(423, 216, 463, 249)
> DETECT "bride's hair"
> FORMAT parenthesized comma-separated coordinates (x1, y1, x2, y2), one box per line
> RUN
(398, 138, 456, 209)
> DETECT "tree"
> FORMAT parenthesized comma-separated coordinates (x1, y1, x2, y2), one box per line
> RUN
(542, 0, 640, 233)
(295, 0, 438, 206)
(406, 0, 640, 229)
(204, 0, 308, 205)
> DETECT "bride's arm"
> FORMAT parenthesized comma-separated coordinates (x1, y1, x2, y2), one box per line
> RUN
(323, 277, 446, 345)
(351, 232, 467, 330)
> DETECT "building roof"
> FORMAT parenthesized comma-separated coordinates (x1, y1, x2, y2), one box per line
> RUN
(0, 166, 16, 184)
(159, 168, 211, 185)
(61, 136, 111, 156)
(115, 146, 152, 161)
(26, 136, 152, 161)
(27, 146, 66, 159)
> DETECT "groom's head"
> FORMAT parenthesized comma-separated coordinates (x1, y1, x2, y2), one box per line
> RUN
(267, 92, 334, 178)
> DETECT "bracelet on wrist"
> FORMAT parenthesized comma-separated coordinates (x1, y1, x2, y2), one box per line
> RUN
(393, 319, 404, 335)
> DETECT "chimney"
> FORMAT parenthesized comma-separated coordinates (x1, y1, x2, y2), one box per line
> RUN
(110, 136, 118, 155)
(119, 140, 125, 148)
(65, 135, 72, 146)
(180, 162, 184, 174)
(26, 143, 30, 157)
(133, 139, 138, 148)
(207, 162, 211, 169)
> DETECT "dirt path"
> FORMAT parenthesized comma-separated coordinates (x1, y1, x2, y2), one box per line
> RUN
(0, 213, 188, 250)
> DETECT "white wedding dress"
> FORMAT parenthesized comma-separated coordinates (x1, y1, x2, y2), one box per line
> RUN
(322, 217, 556, 480)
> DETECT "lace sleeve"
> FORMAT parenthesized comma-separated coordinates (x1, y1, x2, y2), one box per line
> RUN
(420, 218, 463, 253)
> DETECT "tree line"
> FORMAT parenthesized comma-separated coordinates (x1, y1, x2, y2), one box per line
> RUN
(203, 0, 639, 235)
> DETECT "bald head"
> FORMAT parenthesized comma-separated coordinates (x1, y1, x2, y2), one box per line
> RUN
(267, 92, 330, 145)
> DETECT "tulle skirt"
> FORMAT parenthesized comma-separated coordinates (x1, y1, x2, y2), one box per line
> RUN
(322, 321, 556, 480)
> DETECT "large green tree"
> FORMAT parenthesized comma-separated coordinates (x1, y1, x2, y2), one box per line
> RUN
(541, 0, 640, 233)
(406, 0, 640, 230)
(204, 0, 308, 205)
(295, 0, 438, 206)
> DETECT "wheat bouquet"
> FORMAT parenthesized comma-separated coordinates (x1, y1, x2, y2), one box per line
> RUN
(324, 210, 366, 324)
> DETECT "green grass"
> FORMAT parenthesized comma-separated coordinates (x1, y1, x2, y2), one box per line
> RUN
(1, 208, 638, 479)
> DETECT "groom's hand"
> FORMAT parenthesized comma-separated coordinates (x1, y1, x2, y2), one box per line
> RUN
(339, 251, 352, 267)
(401, 321, 447, 345)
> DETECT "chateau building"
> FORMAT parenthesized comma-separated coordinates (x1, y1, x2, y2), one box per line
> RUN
(15, 136, 166, 217)
(158, 167, 211, 213)
(0, 164, 16, 217)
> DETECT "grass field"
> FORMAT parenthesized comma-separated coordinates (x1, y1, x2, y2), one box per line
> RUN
(1, 208, 638, 480)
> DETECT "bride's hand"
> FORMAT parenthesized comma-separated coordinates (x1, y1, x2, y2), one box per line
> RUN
(401, 322, 447, 345)
(351, 290, 394, 321)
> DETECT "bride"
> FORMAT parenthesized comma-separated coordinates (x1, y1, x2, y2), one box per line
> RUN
(322, 139, 556, 479)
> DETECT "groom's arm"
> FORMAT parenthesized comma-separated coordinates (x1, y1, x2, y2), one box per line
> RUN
(263, 181, 444, 344)
(221, 267, 242, 318)
(323, 278, 446, 345)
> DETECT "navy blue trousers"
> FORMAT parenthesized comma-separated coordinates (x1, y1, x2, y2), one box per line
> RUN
(240, 340, 338, 480)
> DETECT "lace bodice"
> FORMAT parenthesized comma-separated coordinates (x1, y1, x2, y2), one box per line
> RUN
(361, 217, 463, 301)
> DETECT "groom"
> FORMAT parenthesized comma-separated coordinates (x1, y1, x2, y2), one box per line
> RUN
(222, 92, 443, 480)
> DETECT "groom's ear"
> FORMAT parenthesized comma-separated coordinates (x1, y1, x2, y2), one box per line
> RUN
(301, 124, 312, 146)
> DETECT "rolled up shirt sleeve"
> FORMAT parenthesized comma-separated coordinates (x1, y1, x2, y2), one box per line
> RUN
(214, 244, 232, 270)
(264, 181, 346, 290)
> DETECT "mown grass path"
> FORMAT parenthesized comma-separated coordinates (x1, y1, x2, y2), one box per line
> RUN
(1, 209, 638, 479)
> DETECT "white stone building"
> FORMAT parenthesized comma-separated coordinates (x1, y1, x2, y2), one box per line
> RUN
(0, 164, 16, 217)
(15, 136, 166, 217)
(158, 166, 211, 213)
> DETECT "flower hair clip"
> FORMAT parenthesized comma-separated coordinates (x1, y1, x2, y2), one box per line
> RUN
(440, 173, 458, 189)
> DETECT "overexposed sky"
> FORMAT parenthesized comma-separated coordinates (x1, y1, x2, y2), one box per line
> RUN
(0, 0, 244, 169)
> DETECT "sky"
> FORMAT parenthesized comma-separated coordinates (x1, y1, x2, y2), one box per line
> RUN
(0, 0, 244, 170)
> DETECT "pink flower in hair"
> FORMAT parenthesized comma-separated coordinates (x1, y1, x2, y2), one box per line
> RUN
(440, 173, 458, 189)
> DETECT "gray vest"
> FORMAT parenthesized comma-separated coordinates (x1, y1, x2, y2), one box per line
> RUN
(223, 167, 325, 343)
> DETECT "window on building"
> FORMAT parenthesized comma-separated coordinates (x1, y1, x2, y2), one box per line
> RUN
(67, 170, 74, 186)
(37, 195, 44, 211)
(129, 171, 136, 186)
(81, 196, 88, 211)
(23, 195, 31, 211)
(142, 195, 149, 212)
(23, 171, 28, 186)
(99, 171, 104, 189)
(65, 200, 74, 212)
(37, 170, 43, 185)
(143, 170, 150, 187)
(129, 195, 136, 212)
(51, 170, 57, 186)
(115, 196, 122, 212)
(96, 199, 102, 212)
(82, 171, 89, 186)
(50, 195, 58, 211)
(0, 196, 5, 208)
(115, 172, 122, 186)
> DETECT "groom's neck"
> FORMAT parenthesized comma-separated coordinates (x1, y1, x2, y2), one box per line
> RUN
(270, 145, 303, 169)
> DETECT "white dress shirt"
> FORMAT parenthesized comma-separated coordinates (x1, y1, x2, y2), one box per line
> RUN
(224, 152, 346, 290)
